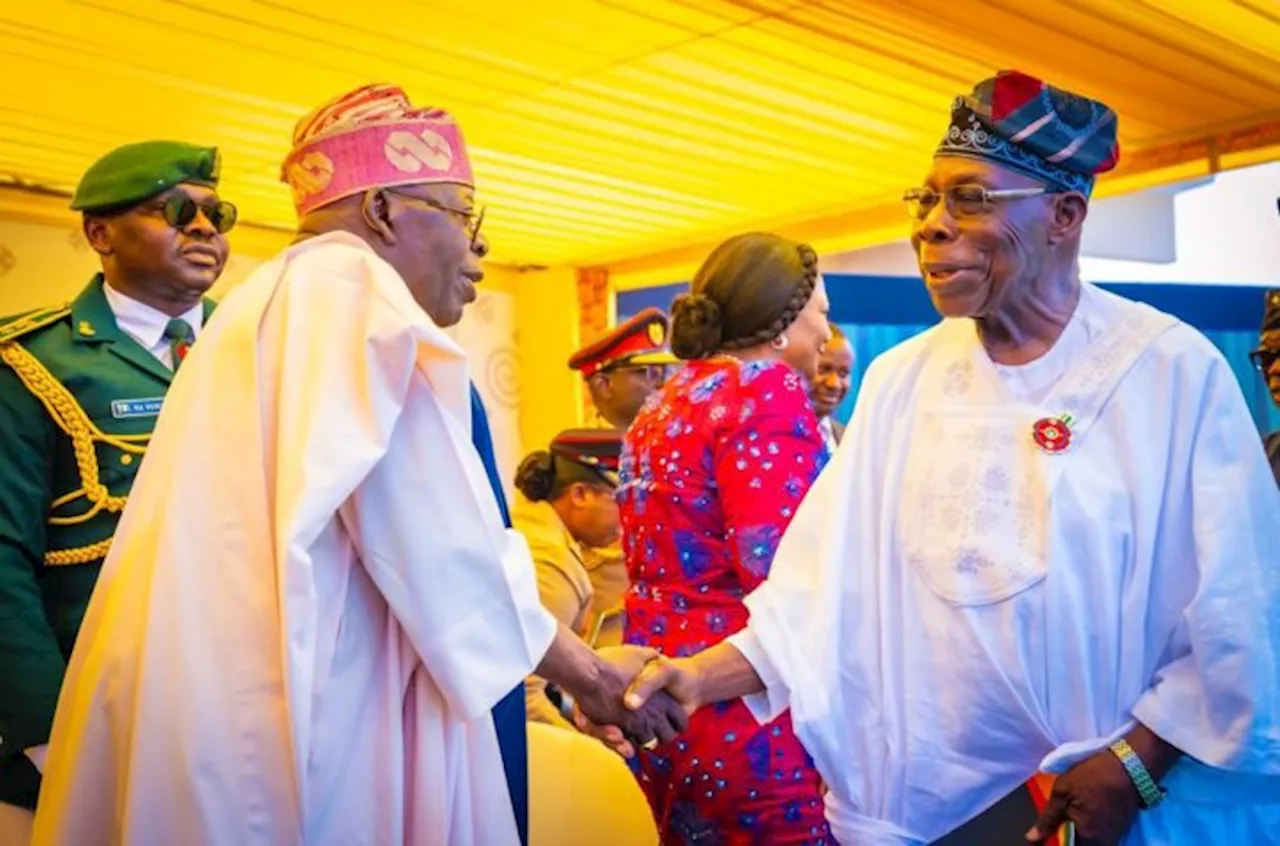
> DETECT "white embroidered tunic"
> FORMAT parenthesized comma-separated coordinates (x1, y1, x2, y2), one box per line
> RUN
(729, 283, 1280, 844)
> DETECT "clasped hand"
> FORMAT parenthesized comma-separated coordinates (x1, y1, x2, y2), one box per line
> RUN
(572, 647, 701, 756)
(569, 646, 690, 750)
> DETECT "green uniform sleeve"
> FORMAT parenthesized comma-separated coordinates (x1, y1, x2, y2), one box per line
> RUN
(0, 361, 64, 757)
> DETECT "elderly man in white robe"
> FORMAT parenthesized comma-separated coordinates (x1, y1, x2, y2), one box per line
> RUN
(31, 85, 684, 846)
(618, 71, 1280, 845)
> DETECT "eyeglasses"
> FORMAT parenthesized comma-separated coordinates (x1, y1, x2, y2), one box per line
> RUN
(902, 185, 1053, 220)
(605, 364, 668, 384)
(158, 195, 238, 234)
(1250, 347, 1279, 373)
(386, 190, 486, 252)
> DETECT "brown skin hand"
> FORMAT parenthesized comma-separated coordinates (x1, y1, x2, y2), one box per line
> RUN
(536, 626, 687, 747)
(1027, 724, 1181, 845)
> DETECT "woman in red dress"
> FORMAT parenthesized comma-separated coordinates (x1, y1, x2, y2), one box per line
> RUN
(618, 232, 835, 844)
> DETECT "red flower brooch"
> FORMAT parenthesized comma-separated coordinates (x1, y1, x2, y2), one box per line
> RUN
(1032, 413, 1075, 454)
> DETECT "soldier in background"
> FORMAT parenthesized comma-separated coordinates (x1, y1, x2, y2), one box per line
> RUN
(0, 141, 230, 843)
(569, 307, 674, 430)
(513, 429, 624, 727)
(567, 307, 675, 645)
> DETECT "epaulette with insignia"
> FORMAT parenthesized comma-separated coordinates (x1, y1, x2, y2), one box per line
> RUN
(0, 304, 72, 343)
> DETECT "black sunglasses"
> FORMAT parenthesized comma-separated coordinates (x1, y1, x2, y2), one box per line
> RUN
(161, 195, 238, 234)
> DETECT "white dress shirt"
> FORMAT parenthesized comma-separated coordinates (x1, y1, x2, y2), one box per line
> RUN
(817, 415, 839, 456)
(102, 283, 203, 369)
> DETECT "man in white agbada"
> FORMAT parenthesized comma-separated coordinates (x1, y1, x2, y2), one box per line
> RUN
(621, 71, 1280, 844)
(31, 85, 685, 846)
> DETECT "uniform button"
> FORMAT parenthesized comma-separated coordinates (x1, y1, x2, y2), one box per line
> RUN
(120, 454, 134, 466)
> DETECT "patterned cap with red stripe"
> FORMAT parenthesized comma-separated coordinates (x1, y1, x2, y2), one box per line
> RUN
(281, 84, 474, 216)
(936, 70, 1119, 196)
(568, 307, 676, 379)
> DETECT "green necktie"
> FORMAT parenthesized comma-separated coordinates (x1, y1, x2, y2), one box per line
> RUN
(163, 318, 194, 370)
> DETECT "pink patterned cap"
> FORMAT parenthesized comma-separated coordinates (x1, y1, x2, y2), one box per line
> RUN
(281, 84, 475, 217)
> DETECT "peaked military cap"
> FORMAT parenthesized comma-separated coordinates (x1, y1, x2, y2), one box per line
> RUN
(550, 428, 624, 485)
(71, 140, 222, 213)
(568, 307, 677, 378)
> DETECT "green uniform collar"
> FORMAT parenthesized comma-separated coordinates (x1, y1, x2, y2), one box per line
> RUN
(70, 275, 216, 384)
(70, 275, 122, 344)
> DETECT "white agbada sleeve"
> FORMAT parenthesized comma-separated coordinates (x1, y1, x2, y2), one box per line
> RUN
(726, 346, 911, 822)
(727, 324, 1280, 844)
(30, 234, 556, 846)
(264, 243, 556, 726)
(338, 389, 556, 721)
(1127, 354, 1280, 774)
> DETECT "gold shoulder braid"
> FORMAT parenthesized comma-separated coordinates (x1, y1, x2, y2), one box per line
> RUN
(0, 304, 72, 343)
(0, 340, 150, 566)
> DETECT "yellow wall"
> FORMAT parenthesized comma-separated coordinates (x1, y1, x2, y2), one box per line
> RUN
(512, 266, 582, 454)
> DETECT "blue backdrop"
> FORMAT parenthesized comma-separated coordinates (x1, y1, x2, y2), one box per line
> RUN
(618, 276, 1279, 435)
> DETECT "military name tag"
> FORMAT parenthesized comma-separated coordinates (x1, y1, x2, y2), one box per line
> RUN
(111, 397, 164, 419)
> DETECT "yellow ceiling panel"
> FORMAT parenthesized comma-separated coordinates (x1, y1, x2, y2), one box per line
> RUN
(1, 0, 1278, 270)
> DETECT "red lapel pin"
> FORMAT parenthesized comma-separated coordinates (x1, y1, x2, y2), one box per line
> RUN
(1032, 413, 1075, 454)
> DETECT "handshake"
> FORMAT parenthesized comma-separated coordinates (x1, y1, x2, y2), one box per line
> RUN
(568, 645, 703, 756)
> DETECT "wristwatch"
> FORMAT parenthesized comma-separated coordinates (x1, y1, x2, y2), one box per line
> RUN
(1109, 738, 1166, 809)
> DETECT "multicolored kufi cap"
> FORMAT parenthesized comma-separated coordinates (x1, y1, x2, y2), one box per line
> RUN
(281, 84, 474, 217)
(936, 70, 1120, 196)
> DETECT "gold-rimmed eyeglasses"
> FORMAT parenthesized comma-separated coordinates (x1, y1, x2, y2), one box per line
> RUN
(386, 189, 486, 251)
(902, 185, 1053, 220)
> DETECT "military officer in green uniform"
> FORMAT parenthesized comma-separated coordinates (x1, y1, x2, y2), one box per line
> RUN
(512, 429, 624, 728)
(566, 308, 675, 646)
(0, 141, 233, 838)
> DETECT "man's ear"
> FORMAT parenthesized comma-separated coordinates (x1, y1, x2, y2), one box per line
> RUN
(83, 215, 113, 257)
(361, 189, 397, 245)
(589, 372, 612, 401)
(1047, 192, 1088, 245)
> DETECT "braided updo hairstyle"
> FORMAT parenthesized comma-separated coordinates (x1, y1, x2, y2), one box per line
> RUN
(669, 232, 820, 360)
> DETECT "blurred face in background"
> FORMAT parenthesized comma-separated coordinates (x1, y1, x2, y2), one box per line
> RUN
(589, 362, 667, 428)
(811, 331, 854, 419)
(560, 481, 621, 549)
(1256, 328, 1280, 408)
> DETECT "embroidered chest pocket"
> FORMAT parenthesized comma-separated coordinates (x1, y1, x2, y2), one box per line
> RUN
(899, 407, 1059, 606)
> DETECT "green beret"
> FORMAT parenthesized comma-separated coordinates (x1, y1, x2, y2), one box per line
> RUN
(71, 141, 221, 213)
